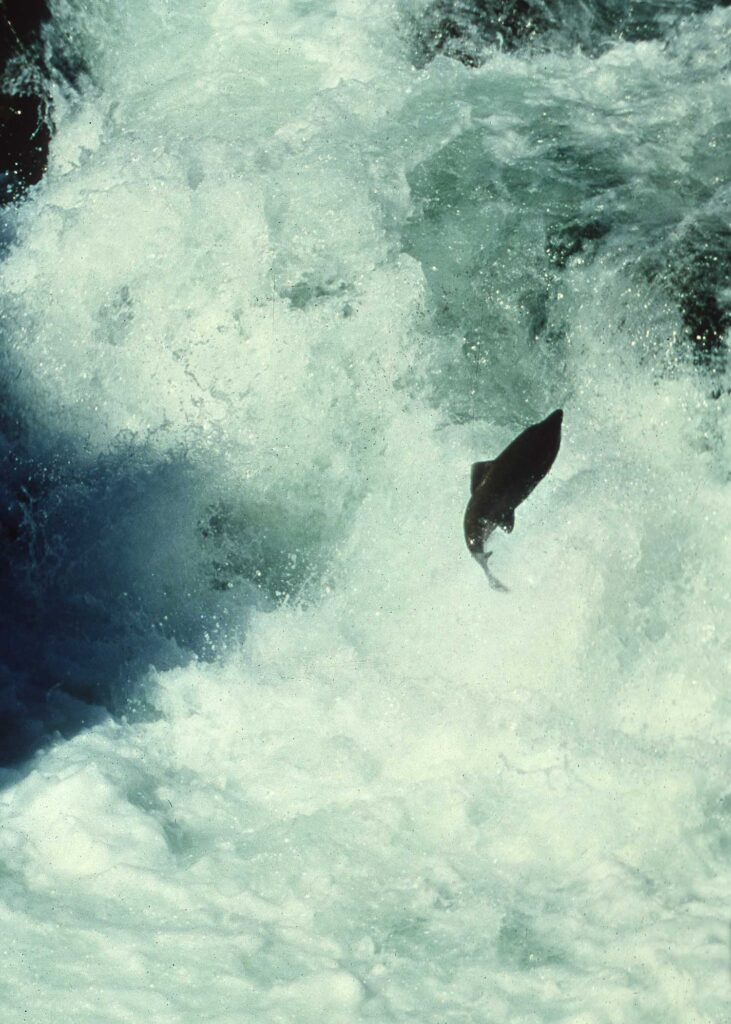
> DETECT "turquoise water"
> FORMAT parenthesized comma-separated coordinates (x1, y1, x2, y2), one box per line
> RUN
(0, 2, 729, 1021)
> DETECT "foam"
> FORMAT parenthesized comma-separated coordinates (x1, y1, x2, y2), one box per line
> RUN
(1, 0, 729, 1021)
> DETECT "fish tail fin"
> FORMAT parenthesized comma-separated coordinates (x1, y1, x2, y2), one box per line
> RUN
(474, 551, 509, 593)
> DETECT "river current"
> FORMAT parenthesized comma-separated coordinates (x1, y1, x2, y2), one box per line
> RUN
(0, 2, 729, 1021)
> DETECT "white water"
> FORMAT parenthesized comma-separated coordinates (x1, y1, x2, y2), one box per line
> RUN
(1, 2, 729, 1021)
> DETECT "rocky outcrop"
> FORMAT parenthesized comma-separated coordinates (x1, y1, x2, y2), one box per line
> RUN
(412, 0, 729, 67)
(0, 0, 51, 204)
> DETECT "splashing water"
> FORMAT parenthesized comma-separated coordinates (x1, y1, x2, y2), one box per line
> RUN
(0, 1, 729, 1021)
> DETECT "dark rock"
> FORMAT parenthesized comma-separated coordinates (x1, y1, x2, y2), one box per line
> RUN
(0, 0, 51, 205)
(0, 0, 50, 66)
(413, 0, 556, 66)
(412, 0, 728, 68)
(669, 216, 731, 360)
(0, 92, 51, 202)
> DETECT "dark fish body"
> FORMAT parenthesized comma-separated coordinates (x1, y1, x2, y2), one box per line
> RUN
(464, 409, 563, 584)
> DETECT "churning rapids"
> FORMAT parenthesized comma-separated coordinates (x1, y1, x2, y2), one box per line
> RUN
(0, 2, 729, 1021)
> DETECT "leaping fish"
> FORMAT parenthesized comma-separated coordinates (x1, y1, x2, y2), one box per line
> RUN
(464, 409, 563, 590)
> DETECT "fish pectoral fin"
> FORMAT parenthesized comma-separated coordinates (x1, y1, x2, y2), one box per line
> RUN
(470, 460, 494, 494)
(500, 510, 515, 533)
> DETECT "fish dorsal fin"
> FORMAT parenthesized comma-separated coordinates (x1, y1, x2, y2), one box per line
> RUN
(470, 460, 494, 494)
(500, 510, 515, 534)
